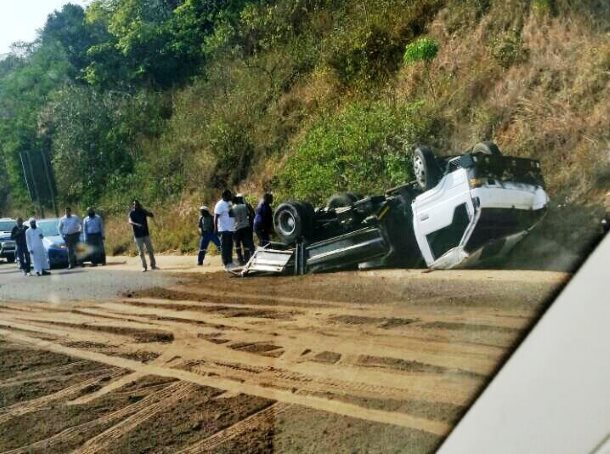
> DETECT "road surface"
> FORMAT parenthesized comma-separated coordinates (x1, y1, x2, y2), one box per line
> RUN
(0, 256, 569, 452)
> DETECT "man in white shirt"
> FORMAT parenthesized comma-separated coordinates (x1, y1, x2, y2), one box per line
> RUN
(58, 206, 82, 269)
(83, 207, 105, 266)
(26, 218, 50, 276)
(214, 189, 235, 269)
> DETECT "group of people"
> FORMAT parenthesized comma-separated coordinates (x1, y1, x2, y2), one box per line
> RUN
(199, 191, 274, 270)
(10, 207, 105, 277)
(8, 191, 274, 276)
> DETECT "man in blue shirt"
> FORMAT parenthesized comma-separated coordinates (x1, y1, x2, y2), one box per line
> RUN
(83, 207, 105, 266)
(58, 207, 82, 269)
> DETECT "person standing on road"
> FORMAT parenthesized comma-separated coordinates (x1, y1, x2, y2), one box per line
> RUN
(11, 217, 30, 276)
(232, 194, 255, 265)
(253, 193, 274, 247)
(83, 207, 105, 266)
(58, 207, 82, 269)
(26, 218, 50, 276)
(214, 189, 235, 270)
(197, 205, 220, 266)
(128, 200, 158, 272)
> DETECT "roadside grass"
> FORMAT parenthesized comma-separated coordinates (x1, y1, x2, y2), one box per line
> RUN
(104, 196, 206, 256)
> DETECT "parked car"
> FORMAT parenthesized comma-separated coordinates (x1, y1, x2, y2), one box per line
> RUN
(265, 142, 548, 274)
(25, 218, 69, 268)
(0, 218, 17, 263)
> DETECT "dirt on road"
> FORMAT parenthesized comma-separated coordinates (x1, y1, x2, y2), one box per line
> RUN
(0, 264, 568, 453)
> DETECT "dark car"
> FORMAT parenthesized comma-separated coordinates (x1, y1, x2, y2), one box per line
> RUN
(0, 218, 17, 263)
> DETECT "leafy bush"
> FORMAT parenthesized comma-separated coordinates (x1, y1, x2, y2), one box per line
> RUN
(403, 37, 440, 98)
(403, 37, 439, 65)
(277, 101, 435, 205)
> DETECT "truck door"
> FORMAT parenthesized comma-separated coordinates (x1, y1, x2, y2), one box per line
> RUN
(412, 168, 476, 266)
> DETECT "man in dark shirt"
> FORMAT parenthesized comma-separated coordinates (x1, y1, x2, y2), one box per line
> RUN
(197, 205, 220, 266)
(11, 217, 30, 276)
(253, 193, 274, 247)
(128, 200, 157, 271)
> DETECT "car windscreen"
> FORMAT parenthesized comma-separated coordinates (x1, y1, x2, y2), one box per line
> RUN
(0, 221, 16, 231)
(36, 220, 61, 237)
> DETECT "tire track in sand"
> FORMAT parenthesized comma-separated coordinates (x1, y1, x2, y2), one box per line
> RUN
(3, 381, 186, 454)
(0, 328, 452, 436)
(178, 402, 291, 453)
(0, 370, 123, 424)
(75, 382, 196, 454)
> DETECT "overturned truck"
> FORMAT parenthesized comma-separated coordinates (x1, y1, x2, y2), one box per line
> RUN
(237, 142, 549, 275)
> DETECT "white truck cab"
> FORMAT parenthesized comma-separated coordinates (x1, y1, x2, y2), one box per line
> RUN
(412, 150, 549, 269)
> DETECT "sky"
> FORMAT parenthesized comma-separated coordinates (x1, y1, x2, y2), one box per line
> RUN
(0, 1, 91, 56)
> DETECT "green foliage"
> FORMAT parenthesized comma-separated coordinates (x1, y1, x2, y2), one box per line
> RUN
(325, 24, 402, 86)
(403, 37, 439, 65)
(531, 0, 557, 18)
(0, 41, 72, 208)
(48, 87, 167, 208)
(490, 29, 529, 69)
(403, 37, 440, 98)
(277, 101, 435, 205)
(42, 4, 96, 78)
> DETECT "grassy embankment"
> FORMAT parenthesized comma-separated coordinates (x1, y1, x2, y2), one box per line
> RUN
(96, 1, 610, 270)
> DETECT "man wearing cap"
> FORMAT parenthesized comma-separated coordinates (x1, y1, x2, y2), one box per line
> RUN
(58, 206, 82, 269)
(26, 218, 50, 276)
(83, 207, 105, 266)
(232, 194, 255, 265)
(197, 205, 220, 266)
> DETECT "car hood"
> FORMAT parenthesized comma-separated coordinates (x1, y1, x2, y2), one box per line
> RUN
(0, 230, 12, 240)
(43, 235, 65, 247)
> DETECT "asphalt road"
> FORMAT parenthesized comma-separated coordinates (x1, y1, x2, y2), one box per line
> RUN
(0, 255, 223, 302)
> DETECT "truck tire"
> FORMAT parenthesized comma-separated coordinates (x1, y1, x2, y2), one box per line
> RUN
(413, 146, 442, 191)
(327, 192, 360, 209)
(472, 141, 502, 156)
(274, 201, 313, 244)
(6, 255, 15, 263)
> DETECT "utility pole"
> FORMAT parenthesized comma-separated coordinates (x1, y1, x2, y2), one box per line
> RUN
(24, 151, 45, 219)
(40, 148, 58, 217)
(18, 151, 34, 201)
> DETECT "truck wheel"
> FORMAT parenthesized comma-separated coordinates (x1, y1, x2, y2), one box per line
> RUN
(327, 192, 359, 209)
(472, 141, 502, 156)
(6, 255, 15, 263)
(274, 201, 313, 244)
(413, 146, 442, 191)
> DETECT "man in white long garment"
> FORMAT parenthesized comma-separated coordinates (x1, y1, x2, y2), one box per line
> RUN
(25, 218, 50, 276)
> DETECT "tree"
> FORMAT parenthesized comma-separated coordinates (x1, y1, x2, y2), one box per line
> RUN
(403, 36, 439, 98)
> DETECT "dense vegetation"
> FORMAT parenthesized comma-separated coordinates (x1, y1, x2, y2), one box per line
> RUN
(0, 0, 608, 264)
